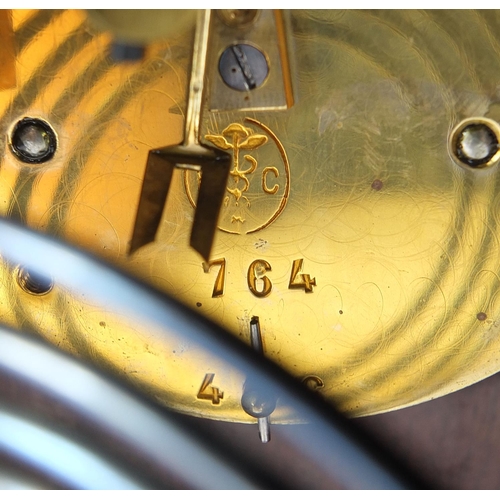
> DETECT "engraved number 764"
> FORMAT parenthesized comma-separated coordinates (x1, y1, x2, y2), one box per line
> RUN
(203, 257, 316, 298)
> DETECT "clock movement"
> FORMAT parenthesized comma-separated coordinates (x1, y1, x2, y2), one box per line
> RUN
(1, 9, 500, 486)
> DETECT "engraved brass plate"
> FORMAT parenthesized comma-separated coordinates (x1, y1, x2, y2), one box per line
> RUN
(2, 9, 500, 423)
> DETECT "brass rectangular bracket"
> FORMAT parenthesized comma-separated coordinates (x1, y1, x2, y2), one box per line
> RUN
(206, 10, 295, 112)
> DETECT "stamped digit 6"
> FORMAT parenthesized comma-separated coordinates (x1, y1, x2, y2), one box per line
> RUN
(247, 259, 272, 298)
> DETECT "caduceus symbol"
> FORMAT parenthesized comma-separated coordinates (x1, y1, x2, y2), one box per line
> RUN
(206, 123, 268, 207)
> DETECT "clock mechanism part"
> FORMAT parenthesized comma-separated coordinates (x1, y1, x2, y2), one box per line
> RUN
(2, 8, 500, 449)
(129, 10, 232, 262)
(130, 9, 294, 261)
(241, 316, 275, 443)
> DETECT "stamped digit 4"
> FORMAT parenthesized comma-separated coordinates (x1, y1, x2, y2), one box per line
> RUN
(197, 373, 224, 404)
(288, 259, 316, 293)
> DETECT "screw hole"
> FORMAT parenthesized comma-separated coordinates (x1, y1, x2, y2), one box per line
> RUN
(217, 9, 259, 27)
(16, 266, 53, 295)
(450, 118, 500, 169)
(10, 118, 57, 164)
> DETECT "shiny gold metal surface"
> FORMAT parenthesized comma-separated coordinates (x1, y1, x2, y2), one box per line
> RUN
(3, 9, 500, 423)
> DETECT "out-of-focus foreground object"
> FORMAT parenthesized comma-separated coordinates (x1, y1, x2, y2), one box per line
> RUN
(86, 10, 197, 44)
(0, 218, 420, 489)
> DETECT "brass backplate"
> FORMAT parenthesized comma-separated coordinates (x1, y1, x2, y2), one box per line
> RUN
(2, 10, 500, 423)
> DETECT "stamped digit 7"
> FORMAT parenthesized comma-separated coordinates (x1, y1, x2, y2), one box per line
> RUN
(202, 258, 226, 297)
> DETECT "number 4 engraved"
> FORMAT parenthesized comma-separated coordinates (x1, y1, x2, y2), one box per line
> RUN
(197, 373, 224, 404)
(289, 259, 316, 293)
(202, 258, 226, 297)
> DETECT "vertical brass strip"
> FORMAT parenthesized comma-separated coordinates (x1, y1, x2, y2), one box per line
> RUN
(0, 10, 16, 90)
(184, 9, 211, 146)
(274, 9, 294, 108)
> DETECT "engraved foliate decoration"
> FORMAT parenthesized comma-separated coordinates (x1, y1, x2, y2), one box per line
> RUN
(184, 118, 290, 234)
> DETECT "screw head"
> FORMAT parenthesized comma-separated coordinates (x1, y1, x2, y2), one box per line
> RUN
(10, 117, 57, 164)
(219, 43, 269, 92)
(450, 117, 500, 169)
